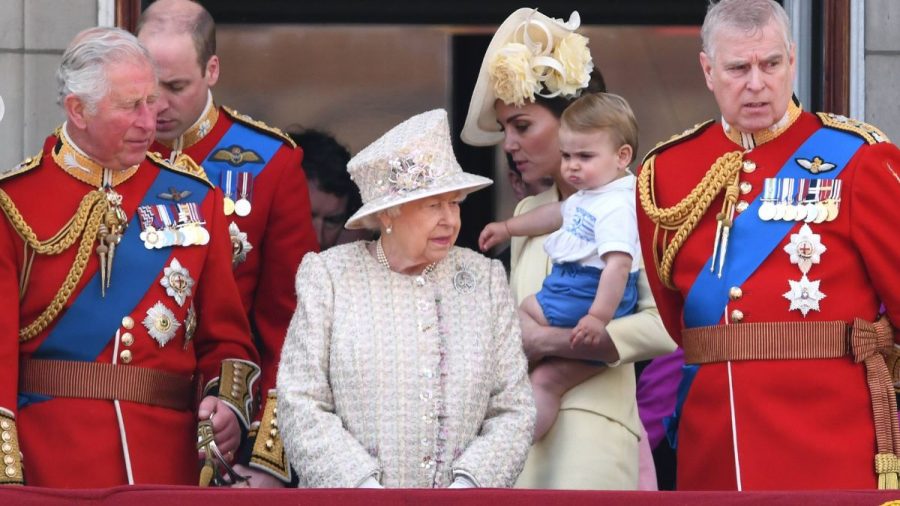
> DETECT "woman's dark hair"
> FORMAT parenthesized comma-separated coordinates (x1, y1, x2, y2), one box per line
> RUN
(288, 129, 361, 214)
(534, 69, 607, 119)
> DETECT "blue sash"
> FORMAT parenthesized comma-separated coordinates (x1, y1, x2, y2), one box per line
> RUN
(201, 121, 282, 181)
(664, 125, 863, 446)
(683, 127, 863, 328)
(20, 168, 210, 407)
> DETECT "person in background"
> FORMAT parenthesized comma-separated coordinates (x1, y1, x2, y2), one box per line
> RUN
(137, 0, 319, 486)
(461, 8, 675, 490)
(637, 0, 900, 490)
(0, 27, 259, 487)
(289, 129, 373, 249)
(278, 109, 534, 488)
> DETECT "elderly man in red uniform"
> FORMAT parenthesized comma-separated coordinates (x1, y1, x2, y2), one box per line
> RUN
(0, 27, 260, 487)
(136, 0, 318, 486)
(637, 0, 900, 491)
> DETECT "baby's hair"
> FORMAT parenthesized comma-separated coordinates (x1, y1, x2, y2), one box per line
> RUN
(561, 92, 639, 165)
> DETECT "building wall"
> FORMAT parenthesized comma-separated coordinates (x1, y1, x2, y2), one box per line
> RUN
(865, 0, 900, 141)
(0, 0, 99, 171)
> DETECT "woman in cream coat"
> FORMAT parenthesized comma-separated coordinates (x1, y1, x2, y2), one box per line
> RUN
(461, 9, 676, 489)
(277, 109, 535, 488)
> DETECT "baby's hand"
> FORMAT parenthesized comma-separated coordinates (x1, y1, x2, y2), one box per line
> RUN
(478, 222, 510, 252)
(571, 314, 606, 348)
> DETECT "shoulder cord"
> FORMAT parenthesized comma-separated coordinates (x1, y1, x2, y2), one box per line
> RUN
(637, 150, 744, 289)
(0, 188, 107, 341)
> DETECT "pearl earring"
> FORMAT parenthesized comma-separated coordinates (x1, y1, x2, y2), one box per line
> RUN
(385, 225, 393, 235)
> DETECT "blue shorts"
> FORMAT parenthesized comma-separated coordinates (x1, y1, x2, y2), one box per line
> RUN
(535, 263, 639, 328)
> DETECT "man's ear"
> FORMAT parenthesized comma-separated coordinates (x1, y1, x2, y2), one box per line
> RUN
(64, 94, 88, 129)
(204, 55, 220, 87)
(699, 51, 715, 92)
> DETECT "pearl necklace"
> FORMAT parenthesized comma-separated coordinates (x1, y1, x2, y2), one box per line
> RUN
(376, 238, 436, 276)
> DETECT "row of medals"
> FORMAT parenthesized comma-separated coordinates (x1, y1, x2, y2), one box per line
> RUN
(757, 178, 842, 223)
(221, 170, 252, 217)
(223, 196, 251, 217)
(138, 203, 210, 249)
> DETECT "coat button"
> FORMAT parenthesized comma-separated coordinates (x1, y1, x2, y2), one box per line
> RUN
(729, 287, 743, 300)
(742, 160, 757, 173)
(730, 309, 744, 323)
(121, 332, 134, 346)
(119, 350, 133, 364)
(739, 182, 752, 194)
(736, 201, 749, 213)
(121, 316, 134, 330)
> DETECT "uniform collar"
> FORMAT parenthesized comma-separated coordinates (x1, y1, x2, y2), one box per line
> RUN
(722, 98, 802, 150)
(162, 90, 219, 153)
(53, 123, 139, 188)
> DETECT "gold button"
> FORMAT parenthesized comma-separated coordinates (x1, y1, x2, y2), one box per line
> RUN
(730, 309, 744, 323)
(121, 332, 134, 346)
(5, 466, 15, 477)
(272, 407, 277, 416)
(1, 443, 11, 453)
(0, 421, 8, 430)
(742, 160, 757, 173)
(269, 428, 278, 437)
(729, 287, 743, 300)
(119, 350, 133, 364)
(270, 419, 277, 428)
(1, 432, 9, 442)
(736, 201, 749, 213)
(265, 439, 274, 450)
(739, 182, 752, 194)
(2, 455, 12, 465)
(122, 316, 134, 330)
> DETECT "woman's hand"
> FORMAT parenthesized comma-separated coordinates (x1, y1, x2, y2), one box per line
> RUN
(571, 314, 607, 348)
(478, 221, 511, 252)
(198, 396, 241, 460)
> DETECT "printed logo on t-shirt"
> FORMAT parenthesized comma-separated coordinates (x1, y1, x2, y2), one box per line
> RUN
(565, 206, 596, 242)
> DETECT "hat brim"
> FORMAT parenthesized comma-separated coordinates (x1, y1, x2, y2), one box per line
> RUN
(345, 173, 493, 230)
(460, 9, 582, 147)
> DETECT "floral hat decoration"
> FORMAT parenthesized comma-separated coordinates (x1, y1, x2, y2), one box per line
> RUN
(345, 109, 492, 230)
(461, 8, 594, 146)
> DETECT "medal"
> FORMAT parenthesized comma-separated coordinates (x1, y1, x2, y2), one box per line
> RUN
(143, 301, 181, 347)
(783, 275, 826, 317)
(783, 223, 826, 275)
(825, 179, 842, 222)
(229, 222, 253, 266)
(793, 180, 808, 221)
(222, 171, 236, 216)
(235, 172, 253, 217)
(160, 257, 194, 307)
(757, 178, 777, 221)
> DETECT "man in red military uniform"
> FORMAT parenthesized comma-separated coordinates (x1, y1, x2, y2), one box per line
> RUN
(137, 0, 318, 485)
(0, 27, 260, 487)
(637, 0, 900, 491)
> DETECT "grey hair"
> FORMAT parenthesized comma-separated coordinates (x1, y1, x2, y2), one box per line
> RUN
(701, 0, 793, 60)
(357, 206, 402, 232)
(57, 27, 155, 114)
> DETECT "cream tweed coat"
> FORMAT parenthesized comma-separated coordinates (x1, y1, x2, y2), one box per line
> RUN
(277, 242, 535, 488)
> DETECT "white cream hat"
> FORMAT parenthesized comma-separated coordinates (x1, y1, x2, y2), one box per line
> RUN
(345, 109, 492, 230)
(461, 8, 594, 147)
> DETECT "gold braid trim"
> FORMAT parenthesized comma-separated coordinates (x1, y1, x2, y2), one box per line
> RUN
(0, 189, 108, 341)
(638, 150, 744, 289)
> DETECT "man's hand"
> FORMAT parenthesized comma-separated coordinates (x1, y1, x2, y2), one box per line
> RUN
(198, 395, 241, 460)
(230, 464, 286, 488)
(571, 314, 607, 348)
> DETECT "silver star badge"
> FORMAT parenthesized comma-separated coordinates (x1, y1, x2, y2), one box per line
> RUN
(143, 301, 181, 347)
(783, 224, 826, 275)
(229, 222, 253, 267)
(160, 257, 194, 306)
(783, 275, 826, 317)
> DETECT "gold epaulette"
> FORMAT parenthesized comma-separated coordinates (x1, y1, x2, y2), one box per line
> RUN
(147, 151, 213, 188)
(250, 391, 292, 482)
(0, 408, 24, 485)
(641, 119, 716, 167)
(0, 152, 42, 183)
(222, 106, 297, 149)
(817, 112, 890, 145)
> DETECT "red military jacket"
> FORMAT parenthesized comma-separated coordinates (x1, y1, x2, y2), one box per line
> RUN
(151, 101, 318, 480)
(637, 105, 900, 490)
(0, 132, 259, 487)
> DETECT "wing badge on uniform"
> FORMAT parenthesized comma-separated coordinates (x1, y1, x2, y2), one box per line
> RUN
(211, 145, 265, 167)
(795, 156, 836, 174)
